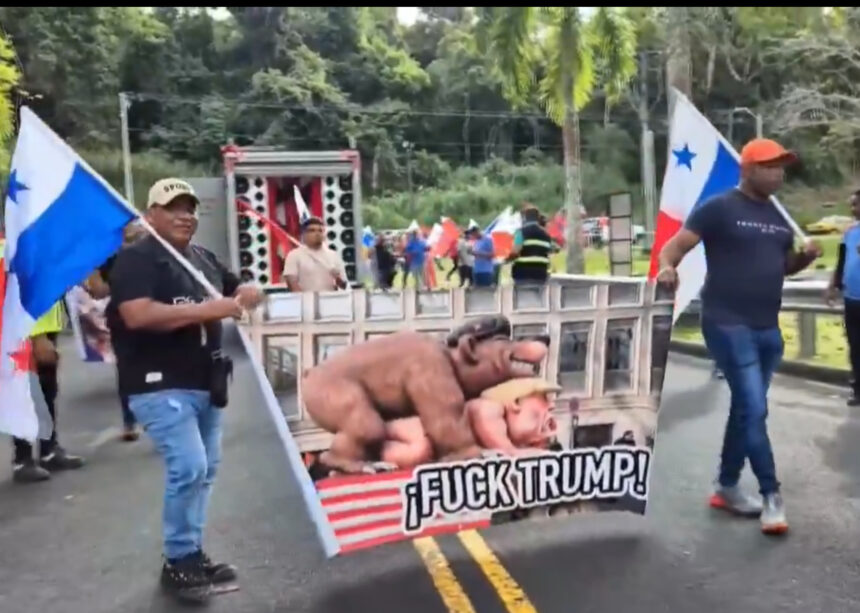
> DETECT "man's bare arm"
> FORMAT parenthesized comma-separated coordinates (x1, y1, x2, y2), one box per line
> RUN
(657, 228, 702, 270)
(119, 298, 241, 331)
(785, 249, 817, 276)
(285, 275, 301, 292)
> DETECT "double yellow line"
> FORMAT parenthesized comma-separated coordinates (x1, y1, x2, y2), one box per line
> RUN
(413, 530, 537, 613)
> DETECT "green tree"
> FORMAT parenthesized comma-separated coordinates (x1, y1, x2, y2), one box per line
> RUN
(0, 31, 20, 176)
(481, 7, 637, 273)
(0, 7, 125, 146)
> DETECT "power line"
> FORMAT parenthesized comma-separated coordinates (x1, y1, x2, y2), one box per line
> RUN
(123, 91, 616, 122)
(123, 125, 613, 150)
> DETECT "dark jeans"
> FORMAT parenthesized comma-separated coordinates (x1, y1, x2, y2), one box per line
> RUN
(702, 320, 783, 496)
(844, 298, 860, 394)
(445, 257, 459, 281)
(458, 265, 473, 287)
(13, 361, 58, 463)
(116, 367, 137, 429)
(377, 268, 395, 290)
(121, 394, 136, 429)
(473, 271, 494, 287)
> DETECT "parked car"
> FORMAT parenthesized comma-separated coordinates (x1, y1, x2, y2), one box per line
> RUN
(805, 215, 855, 235)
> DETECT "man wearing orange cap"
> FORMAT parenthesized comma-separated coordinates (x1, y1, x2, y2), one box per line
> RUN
(656, 138, 821, 536)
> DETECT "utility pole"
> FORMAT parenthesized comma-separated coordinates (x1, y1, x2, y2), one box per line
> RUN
(119, 92, 134, 206)
(638, 51, 657, 251)
(403, 140, 414, 218)
(463, 92, 471, 165)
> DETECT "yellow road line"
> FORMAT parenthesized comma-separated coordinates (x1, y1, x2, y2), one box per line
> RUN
(413, 537, 477, 613)
(457, 530, 538, 613)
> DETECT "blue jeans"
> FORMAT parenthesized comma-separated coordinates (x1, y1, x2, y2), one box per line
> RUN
(702, 321, 783, 495)
(129, 390, 223, 560)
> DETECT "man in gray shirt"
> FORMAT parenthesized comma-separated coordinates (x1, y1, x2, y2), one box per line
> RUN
(456, 228, 476, 287)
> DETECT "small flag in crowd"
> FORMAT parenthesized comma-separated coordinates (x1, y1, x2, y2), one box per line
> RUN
(293, 185, 311, 224)
(0, 107, 136, 440)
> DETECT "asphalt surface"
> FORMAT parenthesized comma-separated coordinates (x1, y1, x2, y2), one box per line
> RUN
(1, 331, 859, 613)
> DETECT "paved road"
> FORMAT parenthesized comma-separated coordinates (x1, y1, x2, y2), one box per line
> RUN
(1, 331, 859, 613)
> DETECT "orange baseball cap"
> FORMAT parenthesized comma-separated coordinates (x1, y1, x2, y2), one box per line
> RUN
(739, 138, 798, 165)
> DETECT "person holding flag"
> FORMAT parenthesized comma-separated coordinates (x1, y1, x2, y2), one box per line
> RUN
(107, 178, 265, 603)
(11, 301, 85, 483)
(283, 216, 348, 293)
(0, 107, 138, 468)
(656, 137, 821, 536)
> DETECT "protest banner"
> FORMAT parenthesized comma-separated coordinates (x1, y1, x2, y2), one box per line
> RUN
(243, 279, 676, 556)
(65, 286, 114, 363)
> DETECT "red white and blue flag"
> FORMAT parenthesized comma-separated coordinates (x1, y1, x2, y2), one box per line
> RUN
(0, 107, 135, 440)
(647, 91, 742, 321)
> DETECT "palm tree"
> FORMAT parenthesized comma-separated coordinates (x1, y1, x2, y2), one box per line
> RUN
(480, 7, 637, 274)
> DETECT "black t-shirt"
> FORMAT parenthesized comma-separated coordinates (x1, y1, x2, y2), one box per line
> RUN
(106, 235, 241, 396)
(685, 188, 793, 329)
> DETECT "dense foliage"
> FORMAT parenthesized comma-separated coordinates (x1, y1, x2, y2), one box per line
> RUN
(1, 7, 858, 228)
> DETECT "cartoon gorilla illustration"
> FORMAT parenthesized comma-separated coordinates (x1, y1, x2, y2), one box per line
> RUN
(301, 316, 548, 475)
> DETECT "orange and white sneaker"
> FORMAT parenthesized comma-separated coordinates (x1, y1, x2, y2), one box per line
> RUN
(709, 485, 762, 518)
(760, 493, 789, 535)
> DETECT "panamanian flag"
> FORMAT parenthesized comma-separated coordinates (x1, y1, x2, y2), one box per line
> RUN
(647, 91, 742, 322)
(0, 107, 135, 439)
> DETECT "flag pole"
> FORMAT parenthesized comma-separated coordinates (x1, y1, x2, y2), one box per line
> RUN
(20, 106, 224, 300)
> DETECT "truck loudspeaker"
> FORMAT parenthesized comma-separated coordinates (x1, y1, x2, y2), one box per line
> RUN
(323, 174, 356, 282)
(234, 173, 358, 286)
(236, 174, 271, 285)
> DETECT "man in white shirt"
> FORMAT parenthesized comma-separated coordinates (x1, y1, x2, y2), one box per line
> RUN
(283, 217, 348, 292)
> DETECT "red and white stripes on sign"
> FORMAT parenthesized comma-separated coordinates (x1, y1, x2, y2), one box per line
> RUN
(316, 469, 492, 554)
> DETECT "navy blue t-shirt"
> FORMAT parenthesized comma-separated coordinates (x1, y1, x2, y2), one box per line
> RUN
(685, 188, 794, 328)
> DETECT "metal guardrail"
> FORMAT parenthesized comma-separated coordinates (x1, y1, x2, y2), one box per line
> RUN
(548, 273, 847, 381)
(685, 279, 841, 363)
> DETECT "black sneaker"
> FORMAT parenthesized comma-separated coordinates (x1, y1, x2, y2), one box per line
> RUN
(12, 460, 51, 484)
(161, 555, 213, 604)
(200, 551, 238, 584)
(39, 447, 85, 471)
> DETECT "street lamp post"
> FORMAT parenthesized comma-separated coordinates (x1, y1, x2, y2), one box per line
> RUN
(728, 106, 763, 143)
